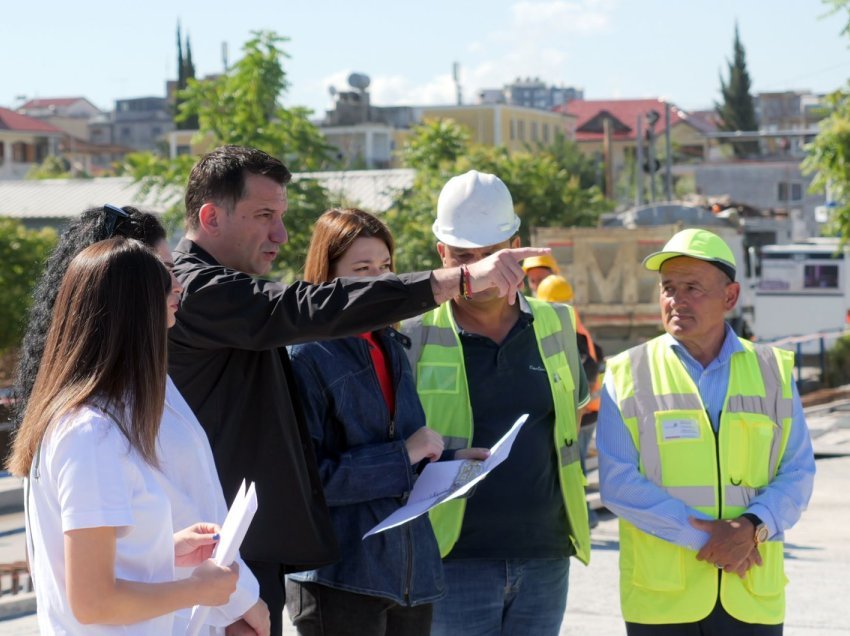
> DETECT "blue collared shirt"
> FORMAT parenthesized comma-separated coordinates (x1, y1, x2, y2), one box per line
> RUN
(597, 324, 816, 550)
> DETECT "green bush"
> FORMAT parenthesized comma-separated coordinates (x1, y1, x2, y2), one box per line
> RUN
(824, 334, 850, 387)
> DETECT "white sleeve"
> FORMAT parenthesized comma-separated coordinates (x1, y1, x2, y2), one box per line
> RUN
(48, 415, 137, 532)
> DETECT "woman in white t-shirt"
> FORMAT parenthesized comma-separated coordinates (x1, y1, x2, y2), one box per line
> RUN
(7, 237, 239, 634)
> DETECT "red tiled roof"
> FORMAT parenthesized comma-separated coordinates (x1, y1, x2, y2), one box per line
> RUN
(555, 98, 700, 142)
(0, 107, 64, 134)
(20, 97, 86, 109)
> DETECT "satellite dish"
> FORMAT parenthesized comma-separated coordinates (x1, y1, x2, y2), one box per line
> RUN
(328, 85, 337, 97)
(348, 73, 371, 91)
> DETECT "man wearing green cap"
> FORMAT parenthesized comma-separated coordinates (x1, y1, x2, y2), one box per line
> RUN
(597, 228, 815, 635)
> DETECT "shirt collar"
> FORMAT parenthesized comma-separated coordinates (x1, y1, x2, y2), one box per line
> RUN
(663, 322, 744, 369)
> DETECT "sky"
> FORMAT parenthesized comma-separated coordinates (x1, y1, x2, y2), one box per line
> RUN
(3, 0, 850, 117)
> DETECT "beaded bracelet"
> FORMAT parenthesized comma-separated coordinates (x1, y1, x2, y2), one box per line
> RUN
(459, 265, 474, 300)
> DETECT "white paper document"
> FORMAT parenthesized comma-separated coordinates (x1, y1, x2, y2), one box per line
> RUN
(364, 413, 529, 538)
(185, 480, 258, 636)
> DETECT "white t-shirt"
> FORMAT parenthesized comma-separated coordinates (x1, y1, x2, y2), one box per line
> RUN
(26, 404, 175, 635)
(159, 377, 259, 635)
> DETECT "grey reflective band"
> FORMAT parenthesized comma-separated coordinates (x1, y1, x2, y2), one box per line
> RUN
(443, 436, 469, 451)
(725, 484, 757, 508)
(753, 346, 793, 478)
(418, 324, 457, 348)
(624, 342, 792, 500)
(560, 442, 581, 467)
(540, 332, 564, 359)
(664, 485, 716, 508)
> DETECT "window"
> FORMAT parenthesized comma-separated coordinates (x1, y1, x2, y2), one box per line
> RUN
(778, 182, 804, 202)
(804, 264, 839, 289)
(531, 122, 538, 141)
(510, 119, 516, 140)
(518, 120, 525, 141)
(543, 124, 549, 143)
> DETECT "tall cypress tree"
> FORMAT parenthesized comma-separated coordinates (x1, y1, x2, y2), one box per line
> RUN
(716, 24, 760, 157)
(181, 34, 199, 129)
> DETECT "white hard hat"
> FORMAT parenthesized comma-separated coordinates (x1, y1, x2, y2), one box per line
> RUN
(432, 170, 521, 248)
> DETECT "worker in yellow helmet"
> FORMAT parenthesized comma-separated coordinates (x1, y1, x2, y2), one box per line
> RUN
(537, 274, 602, 529)
(522, 253, 560, 295)
(596, 228, 815, 634)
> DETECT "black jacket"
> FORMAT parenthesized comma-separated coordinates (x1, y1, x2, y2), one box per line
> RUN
(167, 239, 437, 570)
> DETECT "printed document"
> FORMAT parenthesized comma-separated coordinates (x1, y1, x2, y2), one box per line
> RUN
(364, 414, 529, 538)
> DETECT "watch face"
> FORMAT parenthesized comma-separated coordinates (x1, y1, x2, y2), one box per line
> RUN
(756, 524, 769, 543)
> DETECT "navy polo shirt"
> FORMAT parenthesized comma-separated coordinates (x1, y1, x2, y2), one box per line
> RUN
(448, 299, 589, 560)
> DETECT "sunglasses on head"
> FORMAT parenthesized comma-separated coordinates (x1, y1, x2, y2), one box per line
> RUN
(103, 204, 130, 238)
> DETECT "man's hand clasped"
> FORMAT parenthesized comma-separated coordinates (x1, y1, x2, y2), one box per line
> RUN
(689, 516, 763, 578)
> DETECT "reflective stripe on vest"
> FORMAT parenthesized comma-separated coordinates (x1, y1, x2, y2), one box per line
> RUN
(621, 341, 791, 511)
(402, 298, 591, 564)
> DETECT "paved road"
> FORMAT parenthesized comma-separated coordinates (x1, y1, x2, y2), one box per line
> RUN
(1, 456, 848, 634)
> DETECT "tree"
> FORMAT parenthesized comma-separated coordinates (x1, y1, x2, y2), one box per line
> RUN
(128, 31, 338, 280)
(716, 24, 760, 158)
(803, 1, 850, 239)
(0, 218, 57, 356)
(174, 24, 199, 131)
(384, 119, 611, 270)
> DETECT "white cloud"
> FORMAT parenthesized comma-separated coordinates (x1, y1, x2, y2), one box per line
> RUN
(316, 0, 618, 110)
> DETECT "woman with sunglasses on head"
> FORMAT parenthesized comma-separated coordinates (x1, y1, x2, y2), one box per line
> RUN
(284, 209, 489, 636)
(12, 205, 269, 636)
(7, 237, 239, 634)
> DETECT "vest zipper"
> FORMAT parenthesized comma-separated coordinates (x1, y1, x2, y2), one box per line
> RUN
(712, 408, 724, 597)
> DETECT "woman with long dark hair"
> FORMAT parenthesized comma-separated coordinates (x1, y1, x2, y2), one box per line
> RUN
(7, 237, 238, 633)
(284, 208, 488, 636)
(11, 206, 268, 635)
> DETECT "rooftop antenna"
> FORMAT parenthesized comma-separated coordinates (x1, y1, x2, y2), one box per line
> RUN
(453, 62, 462, 105)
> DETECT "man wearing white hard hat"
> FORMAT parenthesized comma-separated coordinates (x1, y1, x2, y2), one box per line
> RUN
(597, 228, 815, 634)
(402, 170, 591, 636)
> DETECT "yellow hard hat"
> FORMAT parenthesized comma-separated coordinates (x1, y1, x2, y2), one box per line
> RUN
(522, 253, 560, 274)
(642, 228, 736, 281)
(536, 274, 573, 303)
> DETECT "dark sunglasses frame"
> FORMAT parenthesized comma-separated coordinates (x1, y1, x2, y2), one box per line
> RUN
(103, 204, 130, 238)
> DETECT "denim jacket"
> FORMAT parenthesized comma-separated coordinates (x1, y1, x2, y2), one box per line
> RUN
(286, 328, 445, 606)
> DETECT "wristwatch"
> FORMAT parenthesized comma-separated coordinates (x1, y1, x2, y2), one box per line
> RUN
(741, 513, 769, 545)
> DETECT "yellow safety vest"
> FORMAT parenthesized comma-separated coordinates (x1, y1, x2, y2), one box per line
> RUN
(402, 297, 591, 564)
(607, 336, 795, 625)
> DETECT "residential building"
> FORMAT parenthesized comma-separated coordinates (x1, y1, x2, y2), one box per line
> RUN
(416, 103, 576, 153)
(755, 91, 826, 155)
(89, 97, 174, 153)
(693, 159, 825, 239)
(0, 108, 63, 180)
(17, 97, 102, 140)
(478, 78, 583, 111)
(556, 98, 713, 191)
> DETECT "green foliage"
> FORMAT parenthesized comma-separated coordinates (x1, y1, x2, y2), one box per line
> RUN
(126, 30, 337, 279)
(824, 334, 850, 386)
(715, 24, 760, 158)
(386, 120, 611, 269)
(803, 89, 850, 238)
(0, 218, 57, 354)
(26, 156, 73, 179)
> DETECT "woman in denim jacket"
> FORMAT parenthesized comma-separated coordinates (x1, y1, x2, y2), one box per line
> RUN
(285, 209, 487, 636)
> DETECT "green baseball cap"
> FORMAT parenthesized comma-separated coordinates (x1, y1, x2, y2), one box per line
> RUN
(642, 228, 736, 281)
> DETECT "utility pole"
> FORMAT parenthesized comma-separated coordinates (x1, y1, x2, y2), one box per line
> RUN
(664, 102, 673, 201)
(635, 115, 644, 207)
(646, 109, 660, 204)
(603, 117, 614, 200)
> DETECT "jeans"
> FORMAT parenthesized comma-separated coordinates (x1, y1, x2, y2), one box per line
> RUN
(431, 558, 570, 636)
(285, 578, 433, 636)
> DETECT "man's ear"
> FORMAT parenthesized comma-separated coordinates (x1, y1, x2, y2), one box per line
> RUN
(437, 242, 448, 265)
(197, 203, 221, 236)
(510, 236, 521, 249)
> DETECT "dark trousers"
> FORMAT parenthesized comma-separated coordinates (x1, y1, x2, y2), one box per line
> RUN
(285, 578, 433, 636)
(246, 560, 288, 636)
(626, 600, 783, 636)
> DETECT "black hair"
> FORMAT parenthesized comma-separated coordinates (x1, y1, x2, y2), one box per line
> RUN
(11, 206, 166, 428)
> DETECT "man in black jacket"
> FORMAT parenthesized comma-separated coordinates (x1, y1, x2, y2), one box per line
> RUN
(168, 145, 546, 634)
